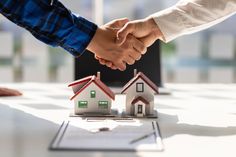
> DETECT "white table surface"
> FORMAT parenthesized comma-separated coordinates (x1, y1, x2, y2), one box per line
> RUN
(0, 83, 236, 157)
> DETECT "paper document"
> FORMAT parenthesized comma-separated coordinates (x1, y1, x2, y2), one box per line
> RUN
(50, 118, 164, 152)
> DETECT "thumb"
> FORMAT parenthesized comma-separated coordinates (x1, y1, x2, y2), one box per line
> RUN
(116, 23, 134, 45)
(107, 18, 129, 29)
(114, 18, 129, 28)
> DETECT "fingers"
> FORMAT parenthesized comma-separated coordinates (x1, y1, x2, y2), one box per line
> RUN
(95, 55, 118, 70)
(124, 56, 135, 65)
(116, 22, 135, 45)
(0, 87, 22, 97)
(115, 61, 126, 71)
(130, 50, 142, 61)
(107, 34, 146, 69)
(107, 63, 118, 70)
(130, 35, 147, 55)
(126, 47, 142, 62)
(99, 59, 107, 65)
(95, 55, 106, 65)
(122, 35, 146, 62)
(139, 33, 159, 47)
(102, 61, 118, 70)
(105, 62, 113, 68)
(94, 34, 146, 70)
(94, 55, 101, 61)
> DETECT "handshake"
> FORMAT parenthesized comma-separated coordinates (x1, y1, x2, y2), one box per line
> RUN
(86, 17, 164, 71)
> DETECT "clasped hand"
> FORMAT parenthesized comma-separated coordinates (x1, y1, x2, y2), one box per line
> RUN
(87, 17, 163, 71)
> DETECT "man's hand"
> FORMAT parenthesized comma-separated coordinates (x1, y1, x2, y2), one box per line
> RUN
(87, 18, 146, 71)
(0, 87, 22, 97)
(117, 17, 163, 47)
(96, 17, 164, 69)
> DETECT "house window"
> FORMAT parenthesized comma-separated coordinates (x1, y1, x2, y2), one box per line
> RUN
(98, 101, 108, 109)
(78, 101, 88, 108)
(136, 83, 144, 92)
(90, 90, 96, 98)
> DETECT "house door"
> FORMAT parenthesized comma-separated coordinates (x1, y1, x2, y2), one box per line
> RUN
(138, 105, 143, 114)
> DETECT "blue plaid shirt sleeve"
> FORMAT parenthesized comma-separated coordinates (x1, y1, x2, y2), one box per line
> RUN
(0, 0, 98, 57)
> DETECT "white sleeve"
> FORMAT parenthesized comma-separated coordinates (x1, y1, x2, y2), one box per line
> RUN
(150, 0, 236, 43)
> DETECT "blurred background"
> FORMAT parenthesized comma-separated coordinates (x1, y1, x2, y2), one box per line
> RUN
(0, 0, 236, 84)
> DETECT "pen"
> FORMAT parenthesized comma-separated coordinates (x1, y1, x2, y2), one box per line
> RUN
(129, 131, 155, 144)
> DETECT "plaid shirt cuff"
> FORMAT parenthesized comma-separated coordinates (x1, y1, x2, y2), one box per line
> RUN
(60, 16, 98, 57)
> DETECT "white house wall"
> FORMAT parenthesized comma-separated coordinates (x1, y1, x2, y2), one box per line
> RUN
(124, 78, 155, 115)
(74, 82, 112, 114)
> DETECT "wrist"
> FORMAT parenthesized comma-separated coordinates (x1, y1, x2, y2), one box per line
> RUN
(146, 17, 164, 40)
(86, 28, 100, 54)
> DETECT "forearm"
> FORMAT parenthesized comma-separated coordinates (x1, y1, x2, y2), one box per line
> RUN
(150, 0, 236, 43)
(0, 0, 97, 56)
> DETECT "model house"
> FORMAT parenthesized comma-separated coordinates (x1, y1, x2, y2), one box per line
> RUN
(121, 70, 159, 117)
(68, 72, 115, 115)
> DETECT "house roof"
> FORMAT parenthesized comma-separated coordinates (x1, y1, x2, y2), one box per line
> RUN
(131, 96, 149, 105)
(121, 72, 159, 94)
(69, 76, 115, 100)
(68, 75, 94, 88)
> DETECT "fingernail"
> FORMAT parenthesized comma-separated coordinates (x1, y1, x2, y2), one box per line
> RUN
(121, 67, 126, 71)
(118, 67, 123, 71)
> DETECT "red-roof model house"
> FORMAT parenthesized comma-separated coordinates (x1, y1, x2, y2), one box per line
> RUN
(68, 72, 115, 115)
(121, 70, 159, 117)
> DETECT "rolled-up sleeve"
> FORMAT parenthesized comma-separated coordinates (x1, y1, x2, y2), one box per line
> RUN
(0, 0, 97, 57)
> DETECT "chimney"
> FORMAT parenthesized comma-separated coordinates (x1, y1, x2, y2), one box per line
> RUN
(97, 71, 101, 80)
(134, 69, 137, 77)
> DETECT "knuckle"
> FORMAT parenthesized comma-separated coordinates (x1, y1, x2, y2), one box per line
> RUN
(125, 41, 133, 50)
(99, 61, 104, 65)
(119, 62, 126, 71)
(136, 54, 142, 61)
(127, 59, 135, 65)
(126, 35, 133, 42)
(130, 60, 135, 65)
(127, 62, 132, 65)
(126, 60, 131, 65)
(142, 47, 147, 54)
(125, 39, 135, 50)
(128, 43, 133, 49)
(123, 44, 129, 50)
(142, 45, 147, 52)
(131, 60, 135, 64)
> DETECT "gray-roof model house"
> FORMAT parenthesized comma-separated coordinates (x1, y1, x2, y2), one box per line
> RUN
(121, 70, 159, 117)
(69, 72, 115, 115)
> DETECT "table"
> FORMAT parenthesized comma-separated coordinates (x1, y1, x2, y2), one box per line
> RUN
(0, 83, 236, 157)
